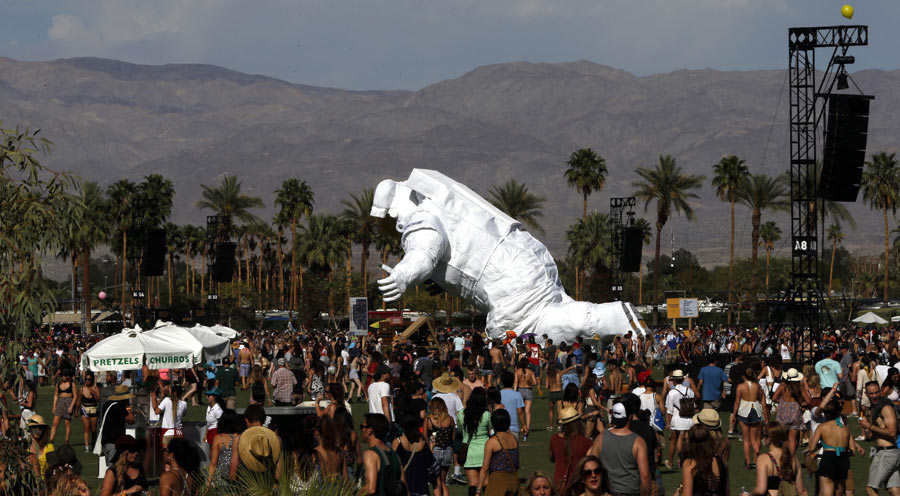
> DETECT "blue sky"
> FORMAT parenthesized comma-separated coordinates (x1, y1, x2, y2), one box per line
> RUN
(1, 1, 897, 90)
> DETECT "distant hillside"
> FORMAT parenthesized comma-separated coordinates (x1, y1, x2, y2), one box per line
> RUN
(1, 56, 898, 266)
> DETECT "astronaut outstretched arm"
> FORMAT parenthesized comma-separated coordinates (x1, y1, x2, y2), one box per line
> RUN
(377, 228, 447, 301)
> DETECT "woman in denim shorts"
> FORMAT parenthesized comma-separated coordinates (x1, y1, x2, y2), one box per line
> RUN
(427, 397, 455, 496)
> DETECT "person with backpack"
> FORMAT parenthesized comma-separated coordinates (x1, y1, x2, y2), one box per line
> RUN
(362, 413, 407, 496)
(859, 380, 900, 496)
(664, 369, 697, 470)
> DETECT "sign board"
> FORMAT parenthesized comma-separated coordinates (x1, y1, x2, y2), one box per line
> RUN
(349, 297, 368, 336)
(792, 236, 818, 256)
(666, 298, 700, 319)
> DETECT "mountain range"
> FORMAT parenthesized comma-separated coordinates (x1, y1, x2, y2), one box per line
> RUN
(1, 56, 898, 267)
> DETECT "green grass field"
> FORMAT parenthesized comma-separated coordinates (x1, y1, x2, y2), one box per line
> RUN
(27, 384, 876, 495)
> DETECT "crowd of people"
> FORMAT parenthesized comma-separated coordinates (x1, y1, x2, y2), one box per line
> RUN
(4, 323, 900, 496)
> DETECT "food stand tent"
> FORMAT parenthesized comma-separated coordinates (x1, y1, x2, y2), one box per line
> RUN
(81, 325, 203, 372)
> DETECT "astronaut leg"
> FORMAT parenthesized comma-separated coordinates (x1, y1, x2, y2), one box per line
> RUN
(533, 300, 645, 345)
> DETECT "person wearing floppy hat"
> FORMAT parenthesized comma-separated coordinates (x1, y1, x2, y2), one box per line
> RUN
(99, 385, 135, 462)
(693, 408, 730, 460)
(234, 425, 282, 474)
(26, 414, 54, 478)
(772, 367, 811, 453)
(549, 407, 591, 491)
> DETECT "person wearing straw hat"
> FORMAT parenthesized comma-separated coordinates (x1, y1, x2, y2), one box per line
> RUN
(99, 385, 135, 462)
(693, 408, 730, 461)
(26, 414, 54, 478)
(549, 407, 592, 491)
(772, 367, 811, 455)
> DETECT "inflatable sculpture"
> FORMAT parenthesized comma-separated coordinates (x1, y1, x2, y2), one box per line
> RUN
(371, 169, 649, 345)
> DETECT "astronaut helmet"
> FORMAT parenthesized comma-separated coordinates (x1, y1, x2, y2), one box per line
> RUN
(370, 179, 417, 219)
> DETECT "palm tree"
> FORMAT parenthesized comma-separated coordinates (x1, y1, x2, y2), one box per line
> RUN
(197, 175, 264, 226)
(862, 152, 900, 303)
(632, 155, 705, 317)
(565, 148, 608, 299)
(565, 148, 608, 218)
(633, 218, 652, 304)
(107, 179, 138, 317)
(711, 155, 749, 324)
(137, 174, 175, 229)
(487, 180, 546, 235)
(296, 215, 348, 316)
(272, 211, 288, 309)
(825, 223, 845, 296)
(341, 188, 375, 296)
(734, 173, 789, 265)
(566, 213, 612, 299)
(275, 179, 314, 312)
(75, 181, 108, 333)
(759, 221, 782, 292)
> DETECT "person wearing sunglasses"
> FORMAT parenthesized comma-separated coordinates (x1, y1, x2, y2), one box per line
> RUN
(560, 456, 610, 496)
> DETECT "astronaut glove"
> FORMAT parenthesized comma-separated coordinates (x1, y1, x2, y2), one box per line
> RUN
(377, 272, 407, 302)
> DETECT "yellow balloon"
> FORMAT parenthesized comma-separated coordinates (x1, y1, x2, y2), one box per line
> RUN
(842, 4, 854, 19)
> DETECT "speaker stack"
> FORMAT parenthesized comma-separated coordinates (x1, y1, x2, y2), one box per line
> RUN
(141, 229, 167, 276)
(211, 242, 237, 283)
(620, 227, 644, 273)
(819, 94, 872, 202)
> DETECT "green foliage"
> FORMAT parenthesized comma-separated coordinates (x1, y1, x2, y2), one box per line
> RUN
(565, 148, 607, 217)
(198, 175, 265, 226)
(566, 212, 612, 268)
(0, 124, 71, 340)
(487, 179, 546, 234)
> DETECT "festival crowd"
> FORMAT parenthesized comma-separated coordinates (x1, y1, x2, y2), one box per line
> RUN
(5, 323, 900, 496)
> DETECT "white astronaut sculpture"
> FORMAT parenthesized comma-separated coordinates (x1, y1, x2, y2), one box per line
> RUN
(372, 169, 649, 345)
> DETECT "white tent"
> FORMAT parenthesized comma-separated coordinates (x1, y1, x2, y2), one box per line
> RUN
(149, 322, 232, 361)
(852, 311, 888, 324)
(209, 324, 240, 339)
(82, 325, 203, 372)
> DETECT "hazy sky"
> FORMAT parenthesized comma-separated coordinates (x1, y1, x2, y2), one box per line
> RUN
(2, 1, 898, 91)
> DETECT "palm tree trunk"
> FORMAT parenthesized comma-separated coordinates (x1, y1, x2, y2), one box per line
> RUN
(82, 249, 93, 334)
(653, 222, 662, 325)
(71, 255, 79, 312)
(168, 252, 174, 307)
(361, 246, 368, 298)
(382, 248, 388, 310)
(277, 227, 285, 309)
(766, 248, 772, 291)
(121, 232, 127, 320)
(201, 247, 207, 305)
(885, 207, 890, 303)
(728, 199, 735, 325)
(258, 247, 263, 309)
(829, 239, 837, 296)
(751, 211, 761, 264)
(639, 263, 643, 305)
(346, 236, 353, 309)
(290, 219, 298, 312)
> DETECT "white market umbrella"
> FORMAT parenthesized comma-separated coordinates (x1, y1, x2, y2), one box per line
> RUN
(148, 322, 232, 361)
(852, 311, 888, 324)
(82, 325, 201, 372)
(209, 324, 240, 339)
